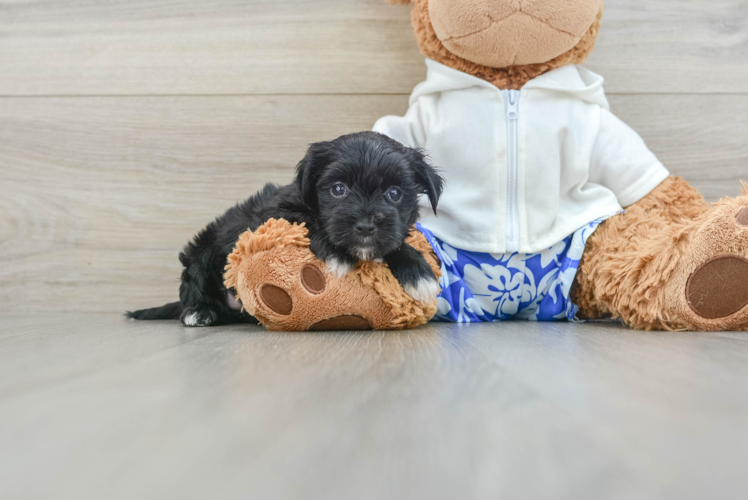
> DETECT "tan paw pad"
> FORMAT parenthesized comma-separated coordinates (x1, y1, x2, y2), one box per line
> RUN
(309, 315, 373, 331)
(300, 264, 326, 294)
(687, 256, 748, 319)
(737, 208, 748, 227)
(259, 284, 293, 315)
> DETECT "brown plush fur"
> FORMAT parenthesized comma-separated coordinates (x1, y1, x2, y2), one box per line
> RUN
(427, 0, 600, 68)
(224, 219, 441, 331)
(575, 178, 748, 331)
(393, 0, 602, 90)
(573, 177, 708, 329)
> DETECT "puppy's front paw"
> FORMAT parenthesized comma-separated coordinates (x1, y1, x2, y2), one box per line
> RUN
(386, 245, 441, 303)
(404, 275, 440, 303)
(180, 307, 217, 327)
(324, 257, 355, 278)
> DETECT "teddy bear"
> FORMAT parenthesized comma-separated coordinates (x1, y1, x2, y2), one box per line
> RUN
(226, 0, 748, 331)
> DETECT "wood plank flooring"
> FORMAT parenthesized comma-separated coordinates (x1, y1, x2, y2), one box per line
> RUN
(1, 314, 747, 500)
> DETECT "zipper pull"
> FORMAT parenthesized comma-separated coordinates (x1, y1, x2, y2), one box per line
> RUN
(506, 90, 519, 120)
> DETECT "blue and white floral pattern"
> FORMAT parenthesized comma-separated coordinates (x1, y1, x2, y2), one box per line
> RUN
(417, 217, 609, 323)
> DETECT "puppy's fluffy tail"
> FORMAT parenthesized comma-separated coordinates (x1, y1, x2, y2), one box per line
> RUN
(126, 301, 182, 320)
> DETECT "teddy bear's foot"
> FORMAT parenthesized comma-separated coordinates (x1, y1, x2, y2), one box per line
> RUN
(254, 264, 376, 331)
(573, 177, 748, 331)
(223, 219, 441, 331)
(661, 192, 748, 330)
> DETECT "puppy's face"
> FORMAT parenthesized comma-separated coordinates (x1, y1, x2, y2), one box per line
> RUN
(295, 132, 443, 260)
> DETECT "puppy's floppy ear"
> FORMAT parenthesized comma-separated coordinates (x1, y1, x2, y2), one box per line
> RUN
(407, 147, 444, 215)
(294, 141, 334, 208)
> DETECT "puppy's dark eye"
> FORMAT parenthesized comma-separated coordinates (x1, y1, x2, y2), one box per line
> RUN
(386, 187, 403, 203)
(330, 183, 348, 198)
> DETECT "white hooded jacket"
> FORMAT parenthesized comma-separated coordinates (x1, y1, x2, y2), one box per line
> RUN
(373, 59, 670, 254)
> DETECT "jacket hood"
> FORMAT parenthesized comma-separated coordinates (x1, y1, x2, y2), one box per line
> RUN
(411, 58, 609, 110)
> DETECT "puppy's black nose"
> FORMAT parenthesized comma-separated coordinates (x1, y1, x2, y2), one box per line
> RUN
(354, 220, 376, 236)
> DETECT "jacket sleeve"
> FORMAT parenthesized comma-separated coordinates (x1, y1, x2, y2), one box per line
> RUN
(590, 108, 670, 208)
(372, 99, 427, 149)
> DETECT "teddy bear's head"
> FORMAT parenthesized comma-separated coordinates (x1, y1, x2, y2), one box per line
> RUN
(388, 0, 603, 89)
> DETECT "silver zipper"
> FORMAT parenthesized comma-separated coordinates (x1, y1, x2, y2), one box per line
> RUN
(503, 89, 520, 253)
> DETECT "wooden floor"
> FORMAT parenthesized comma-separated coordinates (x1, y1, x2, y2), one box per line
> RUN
(1, 314, 747, 500)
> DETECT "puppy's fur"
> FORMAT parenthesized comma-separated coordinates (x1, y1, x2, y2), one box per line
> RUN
(127, 132, 444, 327)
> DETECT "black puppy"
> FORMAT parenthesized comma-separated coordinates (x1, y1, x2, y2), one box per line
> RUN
(128, 131, 444, 327)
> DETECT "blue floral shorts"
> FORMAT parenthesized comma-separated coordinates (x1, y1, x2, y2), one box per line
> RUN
(417, 218, 608, 323)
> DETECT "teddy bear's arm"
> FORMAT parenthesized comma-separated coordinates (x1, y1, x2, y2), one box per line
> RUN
(589, 108, 671, 208)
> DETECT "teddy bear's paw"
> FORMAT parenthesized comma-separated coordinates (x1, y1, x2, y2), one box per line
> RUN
(667, 193, 748, 330)
(256, 264, 326, 316)
(253, 262, 378, 331)
(225, 222, 439, 331)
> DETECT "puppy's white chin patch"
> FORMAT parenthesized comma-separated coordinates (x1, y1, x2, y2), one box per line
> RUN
(404, 276, 440, 303)
(356, 247, 375, 261)
(325, 257, 354, 278)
